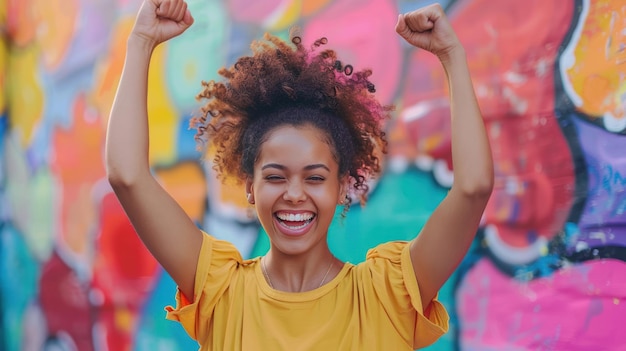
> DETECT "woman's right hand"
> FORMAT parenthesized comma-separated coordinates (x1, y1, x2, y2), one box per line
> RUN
(131, 0, 194, 49)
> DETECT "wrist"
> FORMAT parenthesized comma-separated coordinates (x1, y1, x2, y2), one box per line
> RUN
(127, 33, 159, 55)
(438, 45, 466, 69)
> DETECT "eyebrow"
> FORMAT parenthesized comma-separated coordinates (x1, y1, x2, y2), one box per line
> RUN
(261, 163, 330, 172)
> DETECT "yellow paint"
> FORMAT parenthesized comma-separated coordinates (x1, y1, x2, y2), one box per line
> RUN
(0, 0, 6, 114)
(566, 0, 625, 120)
(614, 298, 620, 305)
(115, 307, 133, 331)
(267, 0, 302, 31)
(0, 32, 7, 113)
(92, 16, 184, 170)
(147, 44, 178, 165)
(0, 0, 6, 33)
(7, 45, 44, 147)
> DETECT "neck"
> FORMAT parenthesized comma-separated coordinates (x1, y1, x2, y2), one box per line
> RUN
(264, 247, 341, 292)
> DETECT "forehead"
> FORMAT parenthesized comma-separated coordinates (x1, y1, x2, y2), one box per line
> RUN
(257, 125, 337, 168)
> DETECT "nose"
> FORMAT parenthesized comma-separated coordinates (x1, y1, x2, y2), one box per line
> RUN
(283, 180, 307, 203)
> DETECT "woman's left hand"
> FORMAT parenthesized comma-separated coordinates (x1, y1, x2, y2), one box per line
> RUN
(395, 3, 462, 61)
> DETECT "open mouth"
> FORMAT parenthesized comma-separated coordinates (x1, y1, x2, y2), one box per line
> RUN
(274, 212, 316, 232)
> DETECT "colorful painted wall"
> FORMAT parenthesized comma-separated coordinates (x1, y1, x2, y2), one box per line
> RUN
(1, 0, 625, 350)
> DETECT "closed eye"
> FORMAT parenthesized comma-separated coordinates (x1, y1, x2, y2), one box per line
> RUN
(265, 175, 285, 181)
(307, 176, 325, 182)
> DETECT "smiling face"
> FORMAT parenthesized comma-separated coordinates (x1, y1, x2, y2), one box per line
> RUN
(246, 124, 348, 257)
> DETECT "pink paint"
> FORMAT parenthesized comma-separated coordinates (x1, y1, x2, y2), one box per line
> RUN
(395, 0, 576, 265)
(303, 0, 401, 104)
(458, 258, 626, 350)
(227, 0, 282, 23)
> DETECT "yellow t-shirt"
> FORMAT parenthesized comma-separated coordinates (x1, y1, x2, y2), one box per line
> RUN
(166, 234, 449, 350)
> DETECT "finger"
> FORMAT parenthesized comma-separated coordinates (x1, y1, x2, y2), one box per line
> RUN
(396, 13, 428, 40)
(395, 13, 430, 49)
(395, 14, 411, 39)
(182, 8, 194, 26)
(172, 0, 186, 22)
(155, 0, 169, 17)
(405, 11, 435, 33)
(156, 0, 181, 19)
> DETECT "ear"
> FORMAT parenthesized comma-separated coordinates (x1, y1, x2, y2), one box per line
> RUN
(338, 174, 350, 205)
(245, 178, 255, 204)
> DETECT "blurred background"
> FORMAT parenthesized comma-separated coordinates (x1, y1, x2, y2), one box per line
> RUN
(1, 0, 625, 350)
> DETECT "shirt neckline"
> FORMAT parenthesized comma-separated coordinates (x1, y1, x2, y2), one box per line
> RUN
(252, 257, 353, 302)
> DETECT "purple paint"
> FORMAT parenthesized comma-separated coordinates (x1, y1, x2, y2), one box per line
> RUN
(572, 116, 626, 250)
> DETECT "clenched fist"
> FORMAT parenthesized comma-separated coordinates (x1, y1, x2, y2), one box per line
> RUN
(131, 0, 194, 49)
(395, 3, 462, 61)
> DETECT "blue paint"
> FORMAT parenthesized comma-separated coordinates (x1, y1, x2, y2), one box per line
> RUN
(134, 269, 199, 351)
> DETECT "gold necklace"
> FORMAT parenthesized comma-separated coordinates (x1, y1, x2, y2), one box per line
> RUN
(262, 257, 334, 289)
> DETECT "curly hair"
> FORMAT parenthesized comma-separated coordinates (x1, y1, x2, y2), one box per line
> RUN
(191, 30, 392, 206)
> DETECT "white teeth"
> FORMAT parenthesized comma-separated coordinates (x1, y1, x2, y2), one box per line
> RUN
(275, 213, 314, 231)
(279, 221, 310, 230)
(277, 212, 314, 222)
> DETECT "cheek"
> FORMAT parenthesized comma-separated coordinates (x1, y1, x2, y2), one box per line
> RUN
(253, 183, 282, 209)
(255, 200, 276, 226)
(312, 186, 342, 207)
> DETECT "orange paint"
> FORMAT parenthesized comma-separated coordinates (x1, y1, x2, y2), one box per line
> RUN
(6, 0, 37, 47)
(52, 94, 106, 256)
(90, 17, 135, 128)
(156, 162, 208, 223)
(301, 0, 332, 17)
(33, 0, 80, 70)
(565, 0, 625, 120)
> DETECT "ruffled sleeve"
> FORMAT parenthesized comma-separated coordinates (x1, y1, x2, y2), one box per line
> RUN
(165, 233, 243, 344)
(364, 241, 449, 349)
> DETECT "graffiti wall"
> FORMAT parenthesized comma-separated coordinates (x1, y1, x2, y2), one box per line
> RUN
(1, 0, 625, 350)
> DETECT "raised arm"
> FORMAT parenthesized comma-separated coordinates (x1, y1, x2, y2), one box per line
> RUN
(106, 0, 201, 301)
(395, 4, 494, 309)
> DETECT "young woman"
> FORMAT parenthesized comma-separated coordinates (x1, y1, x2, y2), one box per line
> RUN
(106, 0, 493, 349)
